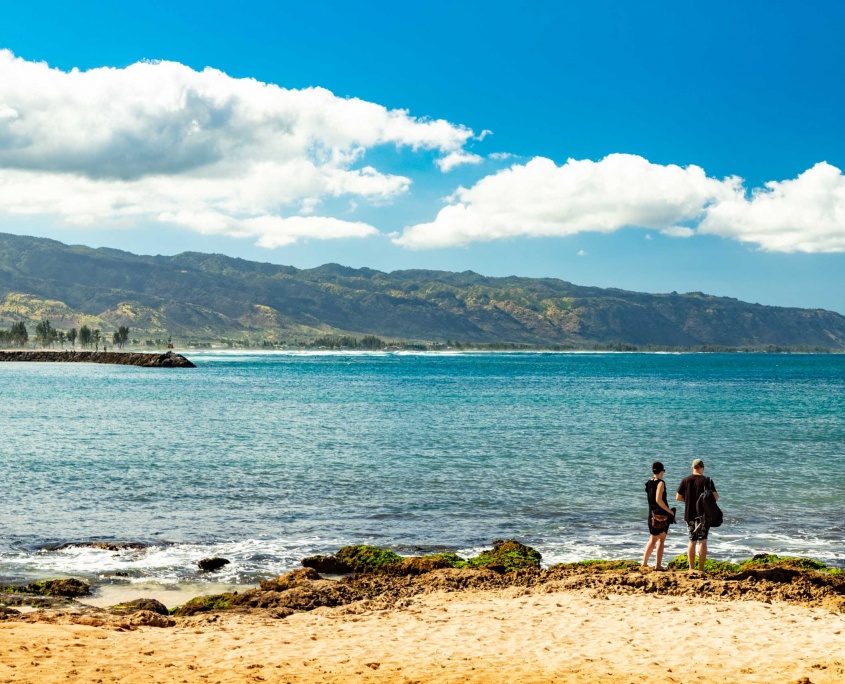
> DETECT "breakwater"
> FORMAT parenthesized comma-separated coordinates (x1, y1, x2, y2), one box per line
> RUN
(0, 350, 195, 368)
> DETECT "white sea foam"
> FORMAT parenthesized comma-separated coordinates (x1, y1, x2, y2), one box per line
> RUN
(0, 537, 346, 584)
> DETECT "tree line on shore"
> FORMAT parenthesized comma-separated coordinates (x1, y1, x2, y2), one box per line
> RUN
(0, 320, 130, 351)
(3, 321, 839, 355)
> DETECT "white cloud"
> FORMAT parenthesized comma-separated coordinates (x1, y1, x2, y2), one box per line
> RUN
(396, 153, 845, 254)
(435, 151, 484, 172)
(660, 226, 695, 238)
(159, 212, 378, 248)
(698, 162, 845, 253)
(489, 152, 516, 161)
(577, 249, 588, 256)
(0, 50, 477, 246)
(395, 154, 739, 249)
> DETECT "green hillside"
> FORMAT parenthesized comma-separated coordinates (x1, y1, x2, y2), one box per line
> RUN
(1, 232, 844, 349)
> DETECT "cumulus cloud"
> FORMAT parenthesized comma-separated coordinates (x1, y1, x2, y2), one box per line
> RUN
(699, 162, 845, 252)
(0, 50, 477, 246)
(395, 154, 739, 249)
(395, 154, 845, 253)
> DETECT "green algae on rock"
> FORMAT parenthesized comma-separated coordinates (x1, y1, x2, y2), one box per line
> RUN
(302, 540, 542, 577)
(666, 554, 842, 574)
(108, 598, 169, 616)
(465, 540, 542, 573)
(0, 578, 90, 598)
(562, 560, 642, 571)
(171, 593, 236, 617)
(334, 545, 404, 572)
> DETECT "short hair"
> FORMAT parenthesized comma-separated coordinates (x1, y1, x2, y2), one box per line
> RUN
(652, 461, 665, 474)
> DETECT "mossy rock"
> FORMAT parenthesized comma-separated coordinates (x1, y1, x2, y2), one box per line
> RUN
(109, 598, 169, 616)
(1, 578, 91, 598)
(334, 545, 403, 572)
(566, 559, 641, 571)
(171, 593, 236, 617)
(400, 553, 468, 574)
(739, 554, 830, 571)
(423, 552, 468, 569)
(301, 554, 353, 575)
(666, 555, 741, 573)
(466, 540, 541, 573)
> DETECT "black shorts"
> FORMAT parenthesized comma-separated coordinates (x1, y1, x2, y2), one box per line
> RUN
(687, 518, 709, 541)
(648, 513, 669, 536)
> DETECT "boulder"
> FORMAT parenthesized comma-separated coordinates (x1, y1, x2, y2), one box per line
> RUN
(301, 555, 353, 575)
(109, 598, 169, 616)
(334, 545, 403, 573)
(197, 557, 230, 572)
(466, 540, 542, 572)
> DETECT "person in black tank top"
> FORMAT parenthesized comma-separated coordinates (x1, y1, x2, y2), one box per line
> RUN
(642, 461, 676, 570)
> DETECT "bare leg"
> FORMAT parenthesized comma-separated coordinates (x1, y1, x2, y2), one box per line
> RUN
(655, 533, 666, 569)
(687, 539, 696, 570)
(698, 540, 708, 571)
(642, 535, 658, 567)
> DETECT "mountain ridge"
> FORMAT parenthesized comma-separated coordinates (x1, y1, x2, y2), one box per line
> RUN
(0, 232, 843, 349)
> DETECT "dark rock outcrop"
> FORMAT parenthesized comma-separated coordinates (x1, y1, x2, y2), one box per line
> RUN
(197, 557, 230, 572)
(301, 554, 353, 575)
(51, 541, 148, 552)
(0, 350, 195, 368)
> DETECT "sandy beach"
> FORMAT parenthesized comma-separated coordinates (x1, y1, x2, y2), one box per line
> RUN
(3, 578, 844, 684)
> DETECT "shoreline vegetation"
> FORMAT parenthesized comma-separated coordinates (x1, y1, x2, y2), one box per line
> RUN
(3, 542, 843, 683)
(0, 320, 845, 363)
(2, 319, 844, 358)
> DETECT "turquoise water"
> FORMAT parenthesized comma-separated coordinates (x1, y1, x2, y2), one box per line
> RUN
(1, 351, 843, 585)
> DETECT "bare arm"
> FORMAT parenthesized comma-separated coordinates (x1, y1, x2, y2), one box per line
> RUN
(656, 481, 673, 513)
(675, 493, 684, 502)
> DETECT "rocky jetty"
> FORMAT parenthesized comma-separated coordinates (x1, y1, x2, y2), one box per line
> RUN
(0, 350, 195, 368)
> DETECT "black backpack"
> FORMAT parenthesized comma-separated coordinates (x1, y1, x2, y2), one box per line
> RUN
(697, 477, 723, 528)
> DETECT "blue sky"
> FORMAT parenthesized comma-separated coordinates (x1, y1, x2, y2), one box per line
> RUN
(1, 1, 844, 311)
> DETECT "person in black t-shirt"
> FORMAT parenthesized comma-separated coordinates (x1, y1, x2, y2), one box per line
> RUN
(676, 458, 719, 572)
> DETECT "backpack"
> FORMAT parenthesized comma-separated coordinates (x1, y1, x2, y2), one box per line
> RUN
(697, 477, 723, 528)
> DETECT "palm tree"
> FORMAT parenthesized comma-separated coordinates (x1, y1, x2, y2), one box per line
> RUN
(92, 329, 101, 352)
(68, 328, 78, 350)
(79, 325, 92, 348)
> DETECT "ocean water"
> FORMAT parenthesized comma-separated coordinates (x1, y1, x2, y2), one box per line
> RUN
(1, 351, 843, 588)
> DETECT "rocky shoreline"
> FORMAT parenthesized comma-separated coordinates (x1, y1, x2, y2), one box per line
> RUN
(0, 349, 195, 367)
(2, 542, 843, 627)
